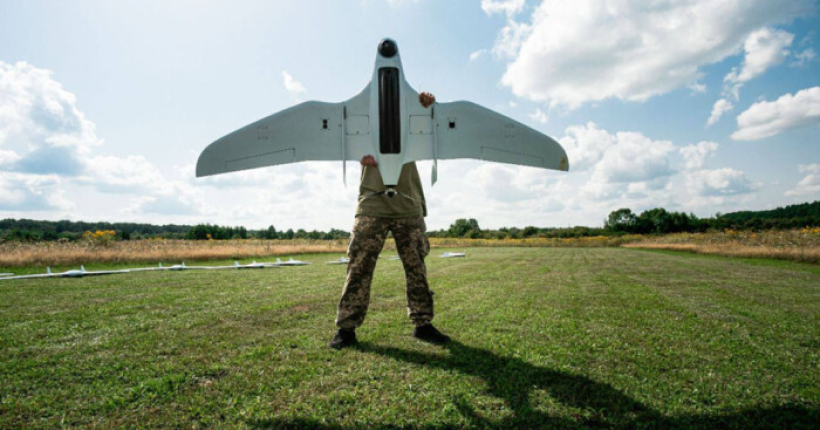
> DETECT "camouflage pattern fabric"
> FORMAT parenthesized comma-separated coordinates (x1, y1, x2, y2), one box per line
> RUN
(335, 215, 433, 329)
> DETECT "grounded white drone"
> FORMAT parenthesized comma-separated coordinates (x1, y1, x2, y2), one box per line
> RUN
(326, 257, 350, 265)
(0, 259, 303, 281)
(196, 38, 569, 196)
(440, 252, 466, 258)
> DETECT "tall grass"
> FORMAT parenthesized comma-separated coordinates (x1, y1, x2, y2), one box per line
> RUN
(623, 228, 820, 264)
(0, 239, 347, 268)
(2, 229, 817, 267)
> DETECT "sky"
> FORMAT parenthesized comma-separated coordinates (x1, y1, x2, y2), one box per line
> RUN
(0, 0, 819, 231)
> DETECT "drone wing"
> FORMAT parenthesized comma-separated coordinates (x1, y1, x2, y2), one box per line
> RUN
(433, 101, 569, 172)
(197, 101, 347, 177)
(81, 269, 131, 276)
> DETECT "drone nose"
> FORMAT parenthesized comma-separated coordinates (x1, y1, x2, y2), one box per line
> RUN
(378, 38, 398, 58)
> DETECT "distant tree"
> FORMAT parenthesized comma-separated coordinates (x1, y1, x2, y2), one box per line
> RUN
(262, 225, 277, 239)
(605, 208, 637, 233)
(447, 218, 481, 238)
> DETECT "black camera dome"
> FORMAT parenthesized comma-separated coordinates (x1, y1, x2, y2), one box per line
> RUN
(378, 39, 398, 58)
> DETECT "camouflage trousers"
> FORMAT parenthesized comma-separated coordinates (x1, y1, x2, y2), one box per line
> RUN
(335, 216, 433, 329)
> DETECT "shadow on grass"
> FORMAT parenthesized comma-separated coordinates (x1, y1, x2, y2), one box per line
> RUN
(249, 340, 818, 430)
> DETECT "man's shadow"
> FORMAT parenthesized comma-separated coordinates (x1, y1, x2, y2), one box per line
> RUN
(355, 340, 653, 429)
(249, 340, 818, 429)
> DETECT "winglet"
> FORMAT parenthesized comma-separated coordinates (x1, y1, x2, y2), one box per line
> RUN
(234, 261, 240, 267)
(81, 265, 86, 273)
(47, 267, 52, 275)
(432, 106, 438, 186)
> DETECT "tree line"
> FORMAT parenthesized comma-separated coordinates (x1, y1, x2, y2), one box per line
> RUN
(1, 200, 817, 242)
(429, 200, 820, 239)
(0, 219, 350, 242)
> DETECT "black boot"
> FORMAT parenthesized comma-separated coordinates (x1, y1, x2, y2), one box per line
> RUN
(328, 328, 357, 350)
(413, 324, 451, 344)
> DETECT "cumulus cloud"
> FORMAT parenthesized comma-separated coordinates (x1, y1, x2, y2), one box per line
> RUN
(491, 0, 811, 108)
(0, 173, 72, 211)
(0, 61, 209, 216)
(528, 108, 548, 124)
(481, 0, 525, 17)
(127, 183, 209, 216)
(732, 86, 820, 140)
(707, 99, 734, 126)
(724, 28, 794, 87)
(680, 141, 719, 170)
(561, 123, 677, 201)
(558, 122, 616, 172)
(591, 132, 676, 184)
(686, 168, 758, 197)
(791, 48, 816, 67)
(708, 28, 794, 125)
(469, 49, 487, 62)
(785, 164, 820, 197)
(0, 61, 102, 170)
(76, 155, 166, 193)
(282, 71, 306, 99)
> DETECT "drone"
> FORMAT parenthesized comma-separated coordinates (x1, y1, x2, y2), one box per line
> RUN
(196, 38, 569, 196)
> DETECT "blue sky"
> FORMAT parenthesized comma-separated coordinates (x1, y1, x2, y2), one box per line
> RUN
(1, 0, 819, 231)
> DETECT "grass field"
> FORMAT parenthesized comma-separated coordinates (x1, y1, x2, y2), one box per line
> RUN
(1, 247, 818, 429)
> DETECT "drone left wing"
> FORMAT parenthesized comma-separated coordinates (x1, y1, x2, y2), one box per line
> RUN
(197, 101, 346, 177)
(432, 101, 569, 172)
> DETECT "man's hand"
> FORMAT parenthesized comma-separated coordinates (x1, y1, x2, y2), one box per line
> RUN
(419, 92, 436, 108)
(361, 155, 378, 167)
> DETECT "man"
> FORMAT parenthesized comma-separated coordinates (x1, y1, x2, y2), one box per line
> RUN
(329, 91, 450, 349)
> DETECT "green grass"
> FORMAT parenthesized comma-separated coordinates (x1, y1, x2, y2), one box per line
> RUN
(1, 247, 818, 429)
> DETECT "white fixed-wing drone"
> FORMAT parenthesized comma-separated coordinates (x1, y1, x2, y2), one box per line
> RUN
(441, 252, 466, 258)
(276, 257, 310, 266)
(196, 38, 569, 195)
(0, 266, 130, 281)
(326, 257, 350, 265)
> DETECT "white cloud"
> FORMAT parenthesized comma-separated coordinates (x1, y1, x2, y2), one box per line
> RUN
(127, 183, 208, 216)
(591, 131, 676, 184)
(785, 164, 820, 197)
(385, 0, 420, 6)
(791, 48, 816, 67)
(707, 99, 734, 126)
(688, 82, 707, 94)
(724, 28, 794, 86)
(492, 0, 811, 108)
(558, 122, 615, 172)
(469, 49, 487, 62)
(680, 141, 719, 170)
(0, 61, 102, 170)
(0, 173, 72, 211)
(528, 108, 548, 124)
(481, 0, 525, 17)
(0, 149, 20, 165)
(686, 168, 758, 197)
(0, 61, 215, 218)
(732, 86, 820, 140)
(492, 19, 531, 59)
(282, 71, 306, 99)
(566, 123, 677, 202)
(76, 155, 166, 193)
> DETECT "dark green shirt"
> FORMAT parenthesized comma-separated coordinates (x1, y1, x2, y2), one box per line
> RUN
(356, 162, 427, 218)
